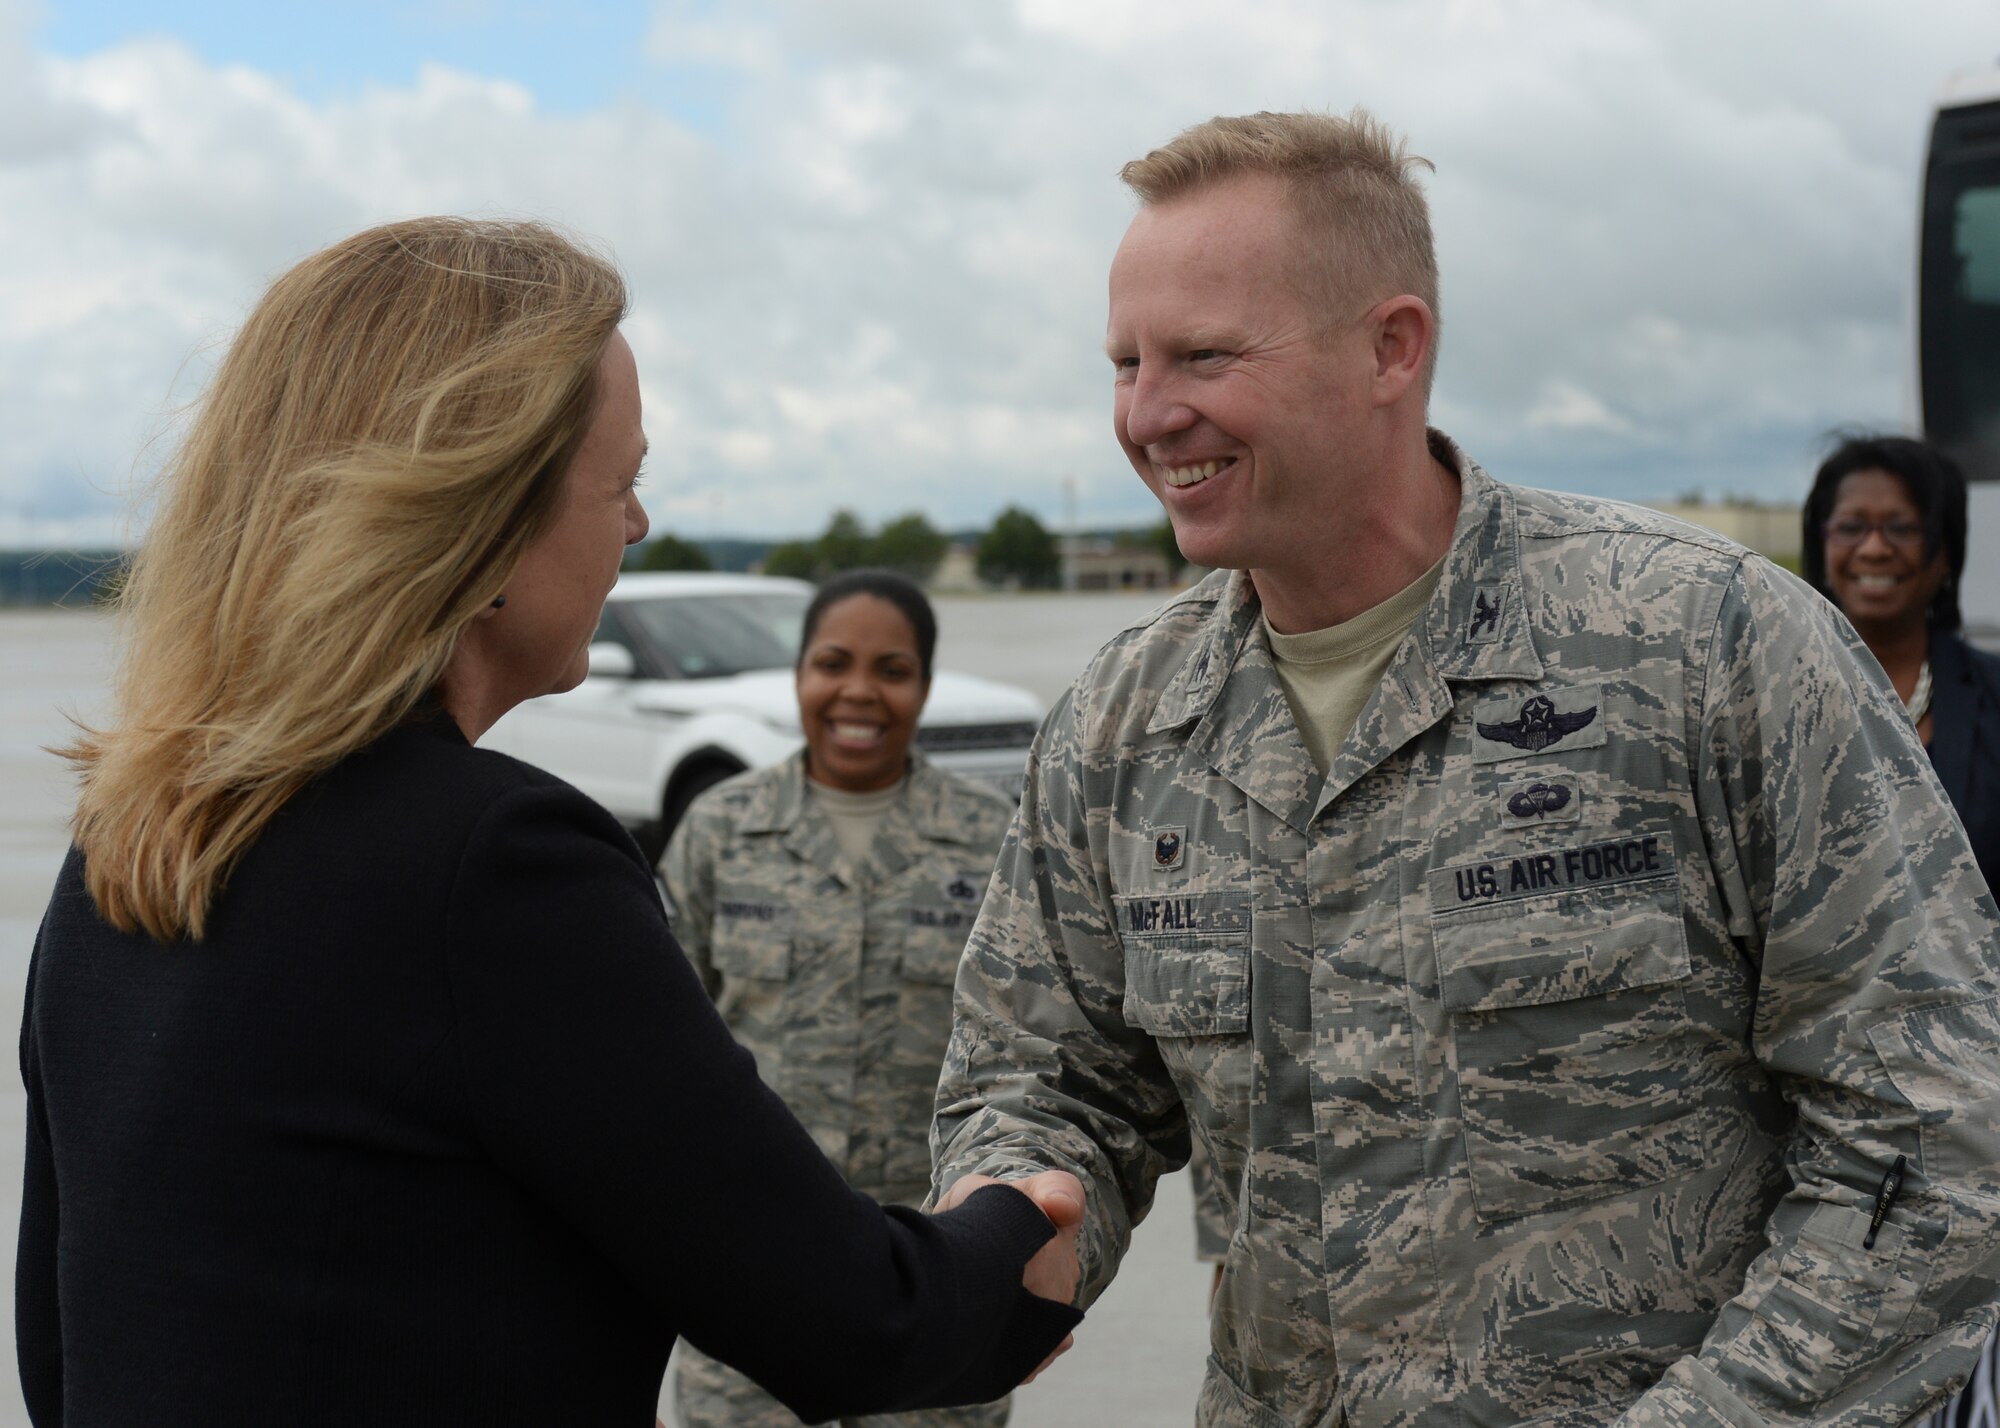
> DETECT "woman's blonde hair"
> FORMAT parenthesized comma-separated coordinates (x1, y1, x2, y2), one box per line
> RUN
(64, 216, 629, 941)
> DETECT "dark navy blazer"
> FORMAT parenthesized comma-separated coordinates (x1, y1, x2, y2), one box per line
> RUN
(1929, 629, 2000, 890)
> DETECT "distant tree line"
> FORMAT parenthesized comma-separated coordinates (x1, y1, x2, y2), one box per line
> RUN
(625, 506, 1193, 591)
(630, 506, 1075, 589)
(765, 510, 953, 585)
(973, 508, 1058, 589)
(0, 550, 125, 608)
(628, 532, 714, 572)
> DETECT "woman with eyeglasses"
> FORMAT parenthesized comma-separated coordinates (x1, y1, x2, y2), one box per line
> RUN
(1803, 436, 2000, 889)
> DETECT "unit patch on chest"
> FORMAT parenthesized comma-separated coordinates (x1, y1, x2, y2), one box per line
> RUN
(940, 872, 984, 904)
(1152, 825, 1187, 871)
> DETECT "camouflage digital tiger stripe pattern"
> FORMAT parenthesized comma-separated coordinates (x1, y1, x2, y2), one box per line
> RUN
(933, 432, 2000, 1428)
(663, 749, 1016, 1427)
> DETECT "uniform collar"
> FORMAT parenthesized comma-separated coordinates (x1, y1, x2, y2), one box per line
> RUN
(1143, 431, 1544, 832)
(733, 751, 813, 835)
(1415, 431, 1544, 684)
(1146, 569, 1260, 736)
(1148, 429, 1541, 740)
(732, 747, 974, 843)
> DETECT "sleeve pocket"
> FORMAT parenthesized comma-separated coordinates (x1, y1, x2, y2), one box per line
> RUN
(1730, 1200, 1931, 1406)
(1868, 993, 2000, 1205)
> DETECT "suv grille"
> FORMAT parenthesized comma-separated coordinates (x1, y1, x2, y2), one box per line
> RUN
(916, 721, 1038, 753)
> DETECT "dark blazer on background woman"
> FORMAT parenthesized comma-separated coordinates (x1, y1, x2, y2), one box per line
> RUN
(1929, 628, 2000, 887)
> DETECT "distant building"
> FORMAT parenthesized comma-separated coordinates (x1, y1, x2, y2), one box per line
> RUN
(930, 533, 1211, 594)
(1641, 499, 1802, 565)
(1059, 535, 1177, 592)
(931, 543, 983, 593)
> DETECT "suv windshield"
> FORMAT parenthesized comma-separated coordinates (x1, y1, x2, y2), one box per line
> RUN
(619, 592, 809, 678)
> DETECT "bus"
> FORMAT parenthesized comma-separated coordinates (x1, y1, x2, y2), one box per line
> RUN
(1923, 65, 2000, 632)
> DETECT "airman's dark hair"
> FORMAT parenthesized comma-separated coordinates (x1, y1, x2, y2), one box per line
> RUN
(799, 569, 938, 681)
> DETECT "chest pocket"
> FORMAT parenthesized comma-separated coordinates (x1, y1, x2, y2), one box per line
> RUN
(1429, 835, 1713, 1222)
(902, 884, 983, 987)
(710, 895, 794, 980)
(1115, 890, 1251, 1038)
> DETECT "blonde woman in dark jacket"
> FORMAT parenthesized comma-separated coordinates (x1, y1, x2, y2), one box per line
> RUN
(20, 217, 1079, 1428)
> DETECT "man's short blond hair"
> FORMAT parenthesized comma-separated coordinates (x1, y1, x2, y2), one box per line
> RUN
(1120, 109, 1440, 391)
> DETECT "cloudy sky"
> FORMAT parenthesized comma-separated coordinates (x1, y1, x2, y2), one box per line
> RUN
(2, 0, 1994, 547)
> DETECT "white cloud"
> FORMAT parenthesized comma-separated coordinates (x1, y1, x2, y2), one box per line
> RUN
(1, 0, 1995, 548)
(1525, 382, 1633, 437)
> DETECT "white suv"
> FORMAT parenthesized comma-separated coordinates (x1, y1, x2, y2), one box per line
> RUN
(481, 572, 1043, 860)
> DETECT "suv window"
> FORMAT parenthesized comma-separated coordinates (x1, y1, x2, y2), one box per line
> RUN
(619, 592, 809, 678)
(593, 606, 642, 655)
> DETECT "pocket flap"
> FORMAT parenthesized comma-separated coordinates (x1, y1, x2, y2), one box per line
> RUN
(1868, 994, 2000, 1202)
(1429, 835, 1685, 1012)
(1116, 890, 1251, 1037)
(902, 901, 980, 985)
(711, 896, 793, 979)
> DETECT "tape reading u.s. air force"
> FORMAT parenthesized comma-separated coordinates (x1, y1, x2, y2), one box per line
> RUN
(1430, 833, 1674, 911)
(1113, 889, 1250, 942)
(908, 905, 976, 933)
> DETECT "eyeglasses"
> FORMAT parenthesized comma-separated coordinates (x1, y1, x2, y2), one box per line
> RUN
(1822, 518, 1927, 550)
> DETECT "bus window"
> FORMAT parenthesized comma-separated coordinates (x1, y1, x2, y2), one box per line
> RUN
(1921, 101, 2000, 482)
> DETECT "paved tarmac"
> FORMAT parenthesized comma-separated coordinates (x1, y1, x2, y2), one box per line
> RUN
(0, 590, 1215, 1427)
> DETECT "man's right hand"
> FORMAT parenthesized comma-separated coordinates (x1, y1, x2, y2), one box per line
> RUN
(936, 1169, 1084, 1380)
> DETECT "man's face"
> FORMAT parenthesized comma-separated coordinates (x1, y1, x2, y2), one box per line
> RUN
(1106, 173, 1374, 574)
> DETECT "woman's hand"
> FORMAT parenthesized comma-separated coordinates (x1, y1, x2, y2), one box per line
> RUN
(935, 1169, 1084, 1380)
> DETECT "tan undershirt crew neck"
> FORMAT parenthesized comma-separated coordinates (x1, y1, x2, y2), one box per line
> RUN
(807, 775, 905, 870)
(1263, 555, 1447, 777)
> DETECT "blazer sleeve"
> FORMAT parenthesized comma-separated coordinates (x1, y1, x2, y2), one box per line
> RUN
(16, 924, 62, 1427)
(443, 781, 1078, 1422)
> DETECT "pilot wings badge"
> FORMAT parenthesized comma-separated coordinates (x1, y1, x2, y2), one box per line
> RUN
(1472, 687, 1605, 762)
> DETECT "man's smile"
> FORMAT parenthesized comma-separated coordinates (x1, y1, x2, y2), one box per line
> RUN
(1159, 456, 1239, 488)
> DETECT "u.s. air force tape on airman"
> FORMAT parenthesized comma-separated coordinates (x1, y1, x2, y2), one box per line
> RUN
(1429, 831, 1673, 911)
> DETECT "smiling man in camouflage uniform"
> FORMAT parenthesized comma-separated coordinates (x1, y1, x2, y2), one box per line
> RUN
(931, 109, 2000, 1428)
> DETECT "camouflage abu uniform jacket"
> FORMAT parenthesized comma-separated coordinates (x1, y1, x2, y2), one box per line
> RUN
(933, 434, 2000, 1428)
(664, 750, 1012, 1205)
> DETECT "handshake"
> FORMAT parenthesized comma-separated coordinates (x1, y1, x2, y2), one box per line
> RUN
(935, 1169, 1086, 1381)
